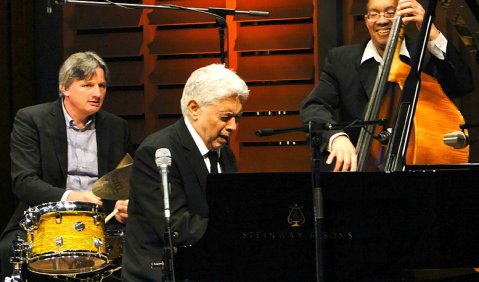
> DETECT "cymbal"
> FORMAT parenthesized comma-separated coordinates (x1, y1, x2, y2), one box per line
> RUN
(93, 154, 133, 200)
(116, 153, 133, 169)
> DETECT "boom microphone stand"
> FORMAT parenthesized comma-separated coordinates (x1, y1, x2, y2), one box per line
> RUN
(53, 0, 269, 66)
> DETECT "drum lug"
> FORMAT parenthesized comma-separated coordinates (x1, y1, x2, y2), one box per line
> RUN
(93, 214, 102, 226)
(55, 212, 62, 224)
(94, 238, 103, 250)
(56, 236, 63, 247)
(21, 210, 40, 232)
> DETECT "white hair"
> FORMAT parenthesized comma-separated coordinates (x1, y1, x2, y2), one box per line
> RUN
(180, 64, 249, 116)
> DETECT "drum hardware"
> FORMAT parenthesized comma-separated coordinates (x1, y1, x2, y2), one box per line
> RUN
(92, 215, 102, 226)
(4, 235, 27, 282)
(56, 212, 62, 224)
(94, 238, 103, 250)
(74, 222, 86, 231)
(56, 237, 63, 247)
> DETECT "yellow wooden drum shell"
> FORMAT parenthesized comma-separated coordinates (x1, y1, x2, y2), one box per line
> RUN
(24, 202, 108, 275)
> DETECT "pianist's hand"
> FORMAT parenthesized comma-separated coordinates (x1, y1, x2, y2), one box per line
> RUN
(327, 135, 358, 172)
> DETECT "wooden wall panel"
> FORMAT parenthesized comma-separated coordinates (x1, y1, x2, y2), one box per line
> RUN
(70, 32, 143, 58)
(108, 61, 144, 86)
(238, 146, 310, 172)
(150, 27, 220, 55)
(237, 54, 314, 82)
(103, 89, 145, 116)
(150, 58, 221, 85)
(244, 84, 314, 112)
(154, 88, 183, 115)
(69, 6, 142, 28)
(233, 0, 314, 172)
(235, 23, 313, 51)
(63, 0, 317, 172)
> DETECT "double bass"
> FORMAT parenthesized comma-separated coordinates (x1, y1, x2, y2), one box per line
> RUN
(355, 5, 469, 172)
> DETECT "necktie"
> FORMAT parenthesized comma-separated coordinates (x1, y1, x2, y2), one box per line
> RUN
(207, 151, 219, 173)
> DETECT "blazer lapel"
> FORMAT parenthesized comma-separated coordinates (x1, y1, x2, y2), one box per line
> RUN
(95, 111, 109, 176)
(358, 58, 379, 99)
(219, 148, 237, 173)
(49, 99, 68, 181)
(175, 119, 209, 190)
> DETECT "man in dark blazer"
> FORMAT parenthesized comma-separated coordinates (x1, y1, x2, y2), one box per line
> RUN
(121, 64, 249, 282)
(300, 0, 473, 171)
(0, 51, 131, 280)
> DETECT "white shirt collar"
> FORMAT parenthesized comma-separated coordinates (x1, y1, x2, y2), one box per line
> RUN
(184, 117, 220, 157)
(361, 39, 410, 65)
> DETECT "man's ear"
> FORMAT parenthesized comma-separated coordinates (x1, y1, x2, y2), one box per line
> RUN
(60, 84, 68, 96)
(187, 100, 200, 121)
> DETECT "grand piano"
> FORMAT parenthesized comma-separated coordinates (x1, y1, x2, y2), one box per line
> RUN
(175, 167, 479, 281)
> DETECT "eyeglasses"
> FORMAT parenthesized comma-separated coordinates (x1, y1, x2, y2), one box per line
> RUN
(365, 10, 396, 22)
(219, 112, 242, 123)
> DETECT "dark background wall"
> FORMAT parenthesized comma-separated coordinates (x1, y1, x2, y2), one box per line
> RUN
(0, 0, 63, 232)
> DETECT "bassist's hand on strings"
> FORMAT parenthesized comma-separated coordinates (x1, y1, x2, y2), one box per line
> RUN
(396, 0, 440, 41)
(327, 136, 358, 172)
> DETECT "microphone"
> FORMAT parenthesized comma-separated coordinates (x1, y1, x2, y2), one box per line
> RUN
(443, 131, 469, 149)
(154, 148, 176, 281)
(374, 128, 392, 145)
(242, 10, 270, 17)
(155, 148, 172, 217)
(207, 7, 269, 17)
(255, 128, 276, 136)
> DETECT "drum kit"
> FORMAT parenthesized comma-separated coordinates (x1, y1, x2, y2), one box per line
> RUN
(5, 157, 132, 282)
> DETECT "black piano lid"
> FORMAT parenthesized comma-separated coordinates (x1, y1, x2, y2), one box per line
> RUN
(175, 171, 479, 282)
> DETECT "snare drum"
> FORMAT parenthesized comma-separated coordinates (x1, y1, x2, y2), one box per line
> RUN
(21, 201, 108, 275)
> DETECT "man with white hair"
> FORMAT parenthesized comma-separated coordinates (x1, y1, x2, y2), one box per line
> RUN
(122, 64, 249, 281)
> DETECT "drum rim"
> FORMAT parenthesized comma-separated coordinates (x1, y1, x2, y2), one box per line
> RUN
(27, 251, 109, 275)
(28, 201, 104, 215)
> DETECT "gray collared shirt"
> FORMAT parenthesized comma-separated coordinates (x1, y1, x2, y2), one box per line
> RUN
(61, 102, 98, 200)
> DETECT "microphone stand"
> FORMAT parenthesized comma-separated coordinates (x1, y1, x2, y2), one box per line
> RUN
(162, 180, 175, 282)
(256, 119, 386, 282)
(255, 119, 388, 137)
(53, 0, 269, 66)
(460, 122, 479, 130)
